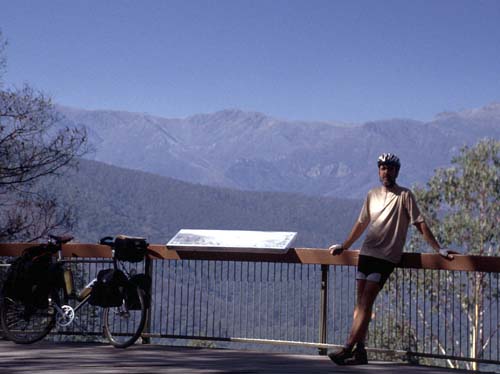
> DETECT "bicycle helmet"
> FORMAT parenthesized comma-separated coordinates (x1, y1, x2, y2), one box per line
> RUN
(377, 153, 401, 170)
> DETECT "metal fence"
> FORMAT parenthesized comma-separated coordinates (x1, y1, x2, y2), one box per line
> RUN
(1, 244, 499, 371)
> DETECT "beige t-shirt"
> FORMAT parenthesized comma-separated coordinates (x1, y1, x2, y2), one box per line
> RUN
(358, 184, 424, 264)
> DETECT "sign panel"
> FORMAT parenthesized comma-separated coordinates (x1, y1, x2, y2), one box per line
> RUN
(166, 229, 297, 254)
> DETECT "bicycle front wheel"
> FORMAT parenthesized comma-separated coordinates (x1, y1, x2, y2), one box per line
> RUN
(103, 285, 147, 348)
(0, 296, 55, 344)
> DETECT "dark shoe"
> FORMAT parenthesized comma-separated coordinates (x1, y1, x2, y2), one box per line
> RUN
(328, 347, 354, 365)
(349, 346, 368, 365)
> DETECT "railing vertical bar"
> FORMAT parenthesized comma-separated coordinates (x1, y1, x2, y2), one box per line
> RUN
(231, 261, 236, 337)
(199, 260, 204, 337)
(258, 262, 263, 339)
(285, 263, 289, 341)
(211, 261, 217, 338)
(164, 261, 170, 336)
(268, 262, 272, 340)
(296, 264, 300, 342)
(313, 265, 317, 344)
(439, 269, 442, 355)
(225, 261, 230, 339)
(424, 268, 428, 354)
(214, 261, 221, 336)
(203, 261, 208, 337)
(172, 261, 179, 335)
(460, 270, 463, 359)
(451, 270, 455, 358)
(271, 262, 276, 341)
(291, 263, 296, 342)
(240, 261, 245, 337)
(279, 262, 284, 340)
(190, 260, 195, 337)
(488, 272, 492, 360)
(192, 259, 197, 336)
(244, 261, 249, 338)
(304, 265, 308, 342)
(339, 266, 343, 343)
(318, 264, 329, 355)
(401, 268, 405, 352)
(430, 269, 434, 354)
(407, 268, 412, 353)
(182, 260, 188, 336)
(417, 269, 421, 354)
(331, 266, 338, 343)
(467, 272, 470, 358)
(251, 261, 255, 338)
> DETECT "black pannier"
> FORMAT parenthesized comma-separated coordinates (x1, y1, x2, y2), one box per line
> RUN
(2, 245, 53, 309)
(114, 235, 148, 263)
(126, 273, 151, 310)
(88, 269, 128, 307)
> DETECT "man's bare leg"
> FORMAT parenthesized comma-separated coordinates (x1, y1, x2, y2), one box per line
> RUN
(329, 279, 380, 365)
(346, 279, 381, 347)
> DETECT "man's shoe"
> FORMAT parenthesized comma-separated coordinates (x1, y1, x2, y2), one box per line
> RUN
(346, 346, 368, 365)
(328, 347, 354, 365)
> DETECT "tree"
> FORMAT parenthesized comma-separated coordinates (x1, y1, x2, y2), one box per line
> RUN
(0, 30, 87, 241)
(408, 138, 500, 370)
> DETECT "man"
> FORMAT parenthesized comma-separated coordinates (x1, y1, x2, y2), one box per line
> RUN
(328, 153, 454, 365)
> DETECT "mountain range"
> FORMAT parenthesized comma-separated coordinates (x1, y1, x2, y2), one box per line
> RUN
(59, 102, 500, 198)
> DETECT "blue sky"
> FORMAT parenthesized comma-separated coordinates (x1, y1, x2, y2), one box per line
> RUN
(1, 0, 499, 122)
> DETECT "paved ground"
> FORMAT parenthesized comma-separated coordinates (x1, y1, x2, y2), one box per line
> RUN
(0, 340, 493, 373)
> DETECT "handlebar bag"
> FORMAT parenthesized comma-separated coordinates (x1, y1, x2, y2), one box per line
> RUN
(88, 269, 128, 307)
(114, 235, 148, 263)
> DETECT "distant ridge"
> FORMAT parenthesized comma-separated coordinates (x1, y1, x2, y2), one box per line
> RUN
(58, 102, 500, 198)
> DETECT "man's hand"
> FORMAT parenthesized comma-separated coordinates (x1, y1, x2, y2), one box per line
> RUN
(439, 248, 455, 260)
(329, 244, 344, 255)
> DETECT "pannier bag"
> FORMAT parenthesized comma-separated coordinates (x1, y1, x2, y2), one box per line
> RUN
(126, 273, 152, 310)
(2, 245, 53, 308)
(113, 235, 148, 263)
(88, 269, 128, 307)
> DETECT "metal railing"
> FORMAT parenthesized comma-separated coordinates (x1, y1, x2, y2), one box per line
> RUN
(1, 243, 499, 370)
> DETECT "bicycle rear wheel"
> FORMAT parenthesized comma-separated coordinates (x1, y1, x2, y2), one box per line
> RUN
(0, 296, 55, 344)
(103, 285, 147, 348)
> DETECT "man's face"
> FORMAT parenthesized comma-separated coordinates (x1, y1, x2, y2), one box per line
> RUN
(378, 164, 398, 188)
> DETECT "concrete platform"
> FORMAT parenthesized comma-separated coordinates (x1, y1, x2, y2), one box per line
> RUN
(0, 340, 490, 373)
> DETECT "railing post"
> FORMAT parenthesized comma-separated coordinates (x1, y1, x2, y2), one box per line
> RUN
(142, 256, 153, 344)
(318, 264, 329, 355)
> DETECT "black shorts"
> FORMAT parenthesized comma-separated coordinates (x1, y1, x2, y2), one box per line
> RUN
(356, 255, 395, 289)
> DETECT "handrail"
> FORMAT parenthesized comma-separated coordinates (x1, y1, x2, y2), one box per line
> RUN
(1, 242, 499, 368)
(0, 243, 498, 272)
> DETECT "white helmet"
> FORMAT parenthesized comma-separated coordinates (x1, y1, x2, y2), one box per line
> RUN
(377, 153, 401, 170)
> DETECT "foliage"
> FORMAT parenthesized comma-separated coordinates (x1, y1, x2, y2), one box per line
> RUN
(411, 138, 500, 256)
(403, 139, 500, 370)
(0, 30, 88, 241)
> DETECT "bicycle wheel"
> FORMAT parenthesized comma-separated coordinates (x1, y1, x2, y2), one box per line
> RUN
(103, 285, 147, 348)
(0, 295, 55, 344)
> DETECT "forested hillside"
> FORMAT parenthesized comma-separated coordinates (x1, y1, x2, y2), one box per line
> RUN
(47, 159, 361, 247)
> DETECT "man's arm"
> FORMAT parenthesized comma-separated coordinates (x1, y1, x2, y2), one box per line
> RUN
(329, 220, 369, 255)
(414, 221, 454, 259)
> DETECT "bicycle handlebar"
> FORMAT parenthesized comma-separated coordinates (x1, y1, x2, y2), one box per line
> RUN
(99, 236, 114, 246)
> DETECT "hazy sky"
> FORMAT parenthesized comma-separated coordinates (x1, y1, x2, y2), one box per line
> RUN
(1, 0, 499, 122)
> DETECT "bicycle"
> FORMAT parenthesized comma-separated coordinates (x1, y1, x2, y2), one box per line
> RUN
(0, 234, 149, 348)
